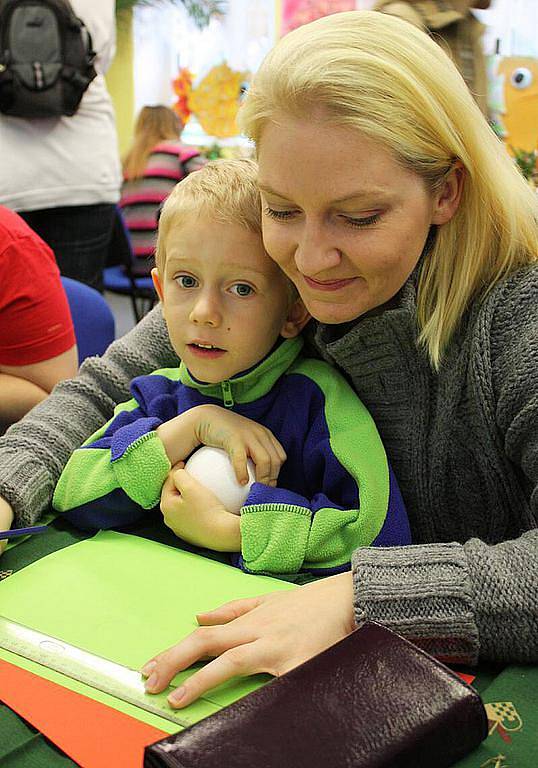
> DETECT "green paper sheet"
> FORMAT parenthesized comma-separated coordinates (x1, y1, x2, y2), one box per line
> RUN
(0, 531, 296, 732)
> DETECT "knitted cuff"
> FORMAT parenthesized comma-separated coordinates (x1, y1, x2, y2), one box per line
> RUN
(0, 448, 53, 527)
(351, 542, 479, 665)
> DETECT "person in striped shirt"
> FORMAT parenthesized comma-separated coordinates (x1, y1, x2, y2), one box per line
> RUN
(120, 105, 206, 276)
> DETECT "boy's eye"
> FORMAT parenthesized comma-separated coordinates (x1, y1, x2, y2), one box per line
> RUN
(230, 283, 254, 297)
(176, 275, 198, 289)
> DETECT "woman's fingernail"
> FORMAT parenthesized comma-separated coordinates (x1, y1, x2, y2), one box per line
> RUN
(141, 661, 157, 677)
(168, 686, 186, 706)
(145, 672, 159, 691)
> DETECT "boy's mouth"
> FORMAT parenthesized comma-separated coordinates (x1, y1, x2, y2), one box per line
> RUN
(187, 342, 226, 359)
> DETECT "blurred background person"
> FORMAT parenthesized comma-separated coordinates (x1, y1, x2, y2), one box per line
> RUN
(0, 0, 121, 292)
(119, 105, 205, 276)
(0, 206, 77, 435)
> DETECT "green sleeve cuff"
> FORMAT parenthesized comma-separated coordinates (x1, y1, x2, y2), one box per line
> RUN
(111, 432, 171, 509)
(240, 505, 311, 574)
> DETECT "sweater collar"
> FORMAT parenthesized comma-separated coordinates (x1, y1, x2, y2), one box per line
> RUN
(178, 336, 304, 406)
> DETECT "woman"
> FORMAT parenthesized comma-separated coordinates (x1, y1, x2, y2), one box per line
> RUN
(120, 105, 204, 275)
(0, 10, 536, 702)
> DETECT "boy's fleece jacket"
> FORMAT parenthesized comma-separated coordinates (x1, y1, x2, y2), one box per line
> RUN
(53, 337, 410, 575)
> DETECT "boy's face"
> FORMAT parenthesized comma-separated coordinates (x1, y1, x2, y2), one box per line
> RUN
(152, 213, 308, 383)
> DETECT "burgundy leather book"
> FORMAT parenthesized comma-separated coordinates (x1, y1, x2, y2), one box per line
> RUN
(144, 621, 487, 768)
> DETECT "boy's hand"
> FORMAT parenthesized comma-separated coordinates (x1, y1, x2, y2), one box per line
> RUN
(192, 405, 286, 487)
(160, 466, 241, 552)
(0, 496, 14, 556)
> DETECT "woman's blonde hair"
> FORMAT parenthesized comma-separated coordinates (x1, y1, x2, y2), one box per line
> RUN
(123, 105, 182, 180)
(155, 158, 262, 273)
(238, 10, 538, 368)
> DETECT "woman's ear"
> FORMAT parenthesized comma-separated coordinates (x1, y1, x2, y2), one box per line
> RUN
(151, 267, 165, 304)
(280, 297, 311, 339)
(431, 162, 466, 226)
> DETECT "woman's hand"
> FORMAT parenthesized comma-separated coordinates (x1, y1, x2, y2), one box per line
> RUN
(160, 465, 241, 551)
(191, 405, 286, 487)
(142, 571, 356, 708)
(0, 496, 14, 556)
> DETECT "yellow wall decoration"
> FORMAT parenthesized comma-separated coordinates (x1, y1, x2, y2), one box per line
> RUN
(187, 63, 248, 138)
(498, 57, 538, 153)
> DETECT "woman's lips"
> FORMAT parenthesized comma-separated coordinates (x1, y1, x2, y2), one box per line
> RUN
(302, 275, 357, 292)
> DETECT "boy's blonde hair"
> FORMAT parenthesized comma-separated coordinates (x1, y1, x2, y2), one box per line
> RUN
(155, 158, 262, 273)
(238, 11, 538, 368)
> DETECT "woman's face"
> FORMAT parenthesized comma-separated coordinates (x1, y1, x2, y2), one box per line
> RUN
(257, 118, 456, 324)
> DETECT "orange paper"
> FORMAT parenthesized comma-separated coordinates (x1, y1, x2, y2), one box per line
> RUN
(0, 658, 168, 767)
(456, 672, 476, 685)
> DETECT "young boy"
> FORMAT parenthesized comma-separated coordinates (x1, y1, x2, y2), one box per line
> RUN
(53, 160, 410, 576)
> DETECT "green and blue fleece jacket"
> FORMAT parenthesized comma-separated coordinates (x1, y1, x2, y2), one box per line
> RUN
(53, 337, 410, 575)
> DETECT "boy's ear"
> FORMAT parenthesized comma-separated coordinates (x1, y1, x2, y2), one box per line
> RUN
(280, 297, 311, 339)
(151, 267, 165, 304)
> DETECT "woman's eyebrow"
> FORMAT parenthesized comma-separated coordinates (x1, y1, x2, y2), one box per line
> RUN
(258, 182, 391, 204)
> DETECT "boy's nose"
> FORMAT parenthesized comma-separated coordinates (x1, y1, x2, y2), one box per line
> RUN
(189, 294, 222, 326)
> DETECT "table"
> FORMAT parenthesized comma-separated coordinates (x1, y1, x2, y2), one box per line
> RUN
(1, 517, 537, 768)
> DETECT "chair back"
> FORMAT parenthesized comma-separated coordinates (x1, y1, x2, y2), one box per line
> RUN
(61, 277, 115, 364)
(103, 205, 157, 323)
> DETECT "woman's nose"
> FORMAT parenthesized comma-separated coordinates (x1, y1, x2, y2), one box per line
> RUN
(189, 293, 222, 326)
(294, 224, 342, 276)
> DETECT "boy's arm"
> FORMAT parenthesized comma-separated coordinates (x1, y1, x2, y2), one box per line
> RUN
(0, 307, 176, 528)
(239, 364, 411, 575)
(52, 379, 206, 524)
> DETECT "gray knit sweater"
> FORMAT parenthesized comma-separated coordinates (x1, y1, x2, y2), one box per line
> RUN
(1, 266, 536, 665)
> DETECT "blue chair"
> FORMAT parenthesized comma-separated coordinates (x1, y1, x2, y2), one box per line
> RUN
(61, 277, 115, 365)
(103, 206, 157, 323)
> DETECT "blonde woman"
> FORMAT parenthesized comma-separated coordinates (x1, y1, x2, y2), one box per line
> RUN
(0, 10, 536, 696)
(120, 105, 204, 275)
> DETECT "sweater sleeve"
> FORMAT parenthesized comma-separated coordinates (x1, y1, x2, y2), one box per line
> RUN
(0, 306, 177, 527)
(52, 376, 172, 528)
(351, 268, 538, 665)
(240, 362, 410, 575)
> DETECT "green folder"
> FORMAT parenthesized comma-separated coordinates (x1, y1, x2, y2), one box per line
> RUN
(0, 530, 296, 733)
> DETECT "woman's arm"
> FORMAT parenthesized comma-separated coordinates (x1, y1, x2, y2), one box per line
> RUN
(0, 306, 176, 528)
(0, 346, 78, 423)
(353, 268, 538, 665)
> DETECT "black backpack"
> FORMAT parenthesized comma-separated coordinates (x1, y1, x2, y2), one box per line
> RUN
(0, 0, 97, 118)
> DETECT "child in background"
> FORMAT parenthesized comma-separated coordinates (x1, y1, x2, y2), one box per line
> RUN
(53, 159, 410, 576)
(120, 105, 205, 275)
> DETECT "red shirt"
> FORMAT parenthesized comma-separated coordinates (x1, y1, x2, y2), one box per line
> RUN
(0, 206, 75, 366)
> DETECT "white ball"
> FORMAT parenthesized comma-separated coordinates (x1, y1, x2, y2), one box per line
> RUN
(184, 446, 255, 515)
